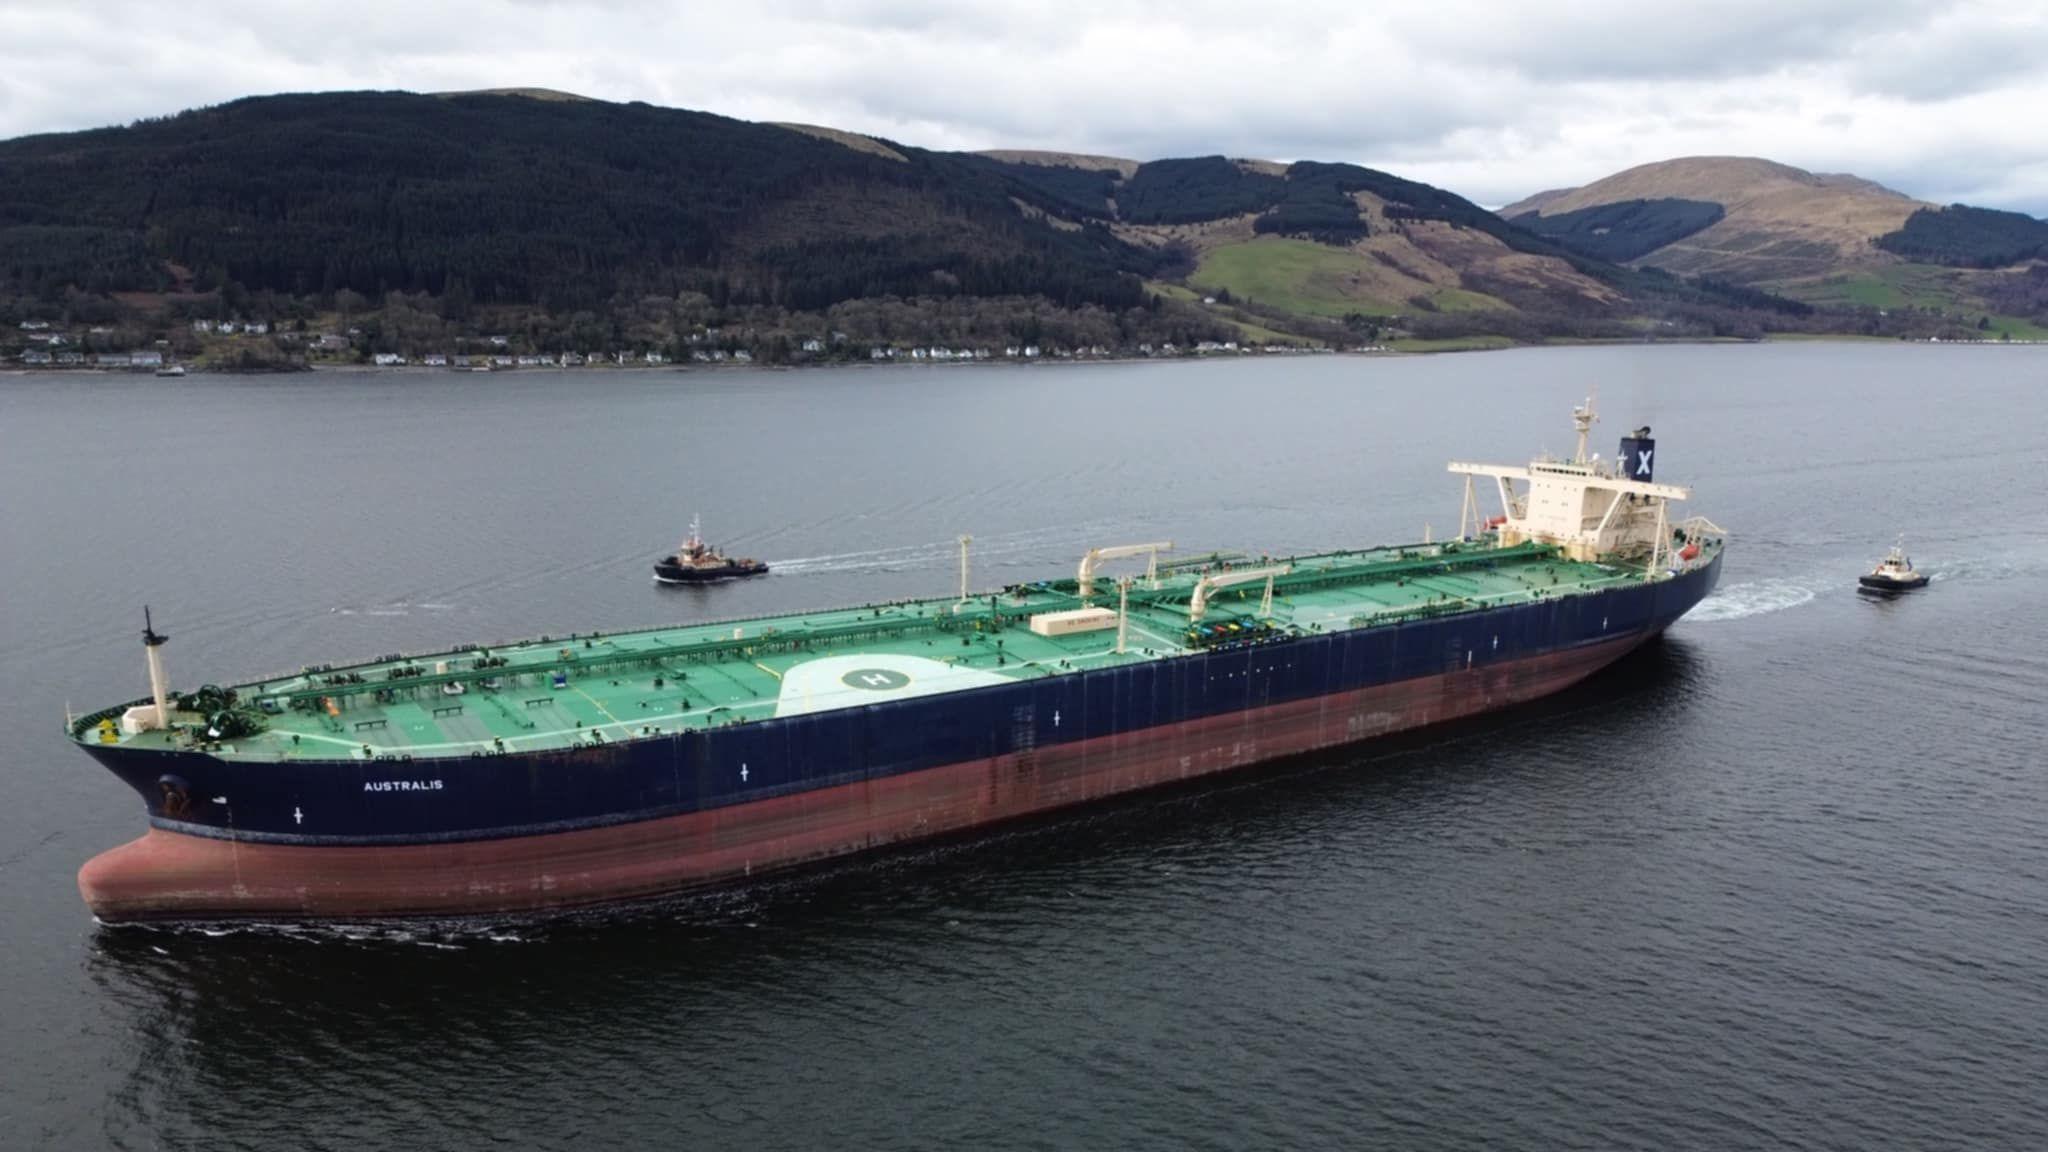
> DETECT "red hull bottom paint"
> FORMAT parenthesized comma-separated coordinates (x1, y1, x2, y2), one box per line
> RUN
(80, 631, 1654, 922)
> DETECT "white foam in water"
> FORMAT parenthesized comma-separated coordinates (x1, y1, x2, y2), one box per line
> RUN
(1683, 577, 1820, 624)
(1683, 545, 2046, 625)
(769, 526, 1090, 577)
(329, 600, 459, 617)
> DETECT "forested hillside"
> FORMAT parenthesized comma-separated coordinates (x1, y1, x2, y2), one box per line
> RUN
(1509, 199, 1726, 263)
(0, 91, 1156, 313)
(1874, 205, 2048, 268)
(0, 92, 1977, 364)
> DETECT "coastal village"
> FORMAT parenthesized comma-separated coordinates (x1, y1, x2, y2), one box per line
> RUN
(5, 315, 1366, 372)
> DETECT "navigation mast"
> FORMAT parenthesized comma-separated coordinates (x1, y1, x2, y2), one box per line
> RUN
(142, 606, 170, 729)
(1572, 391, 1598, 465)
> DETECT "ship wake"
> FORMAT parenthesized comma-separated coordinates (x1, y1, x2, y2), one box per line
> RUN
(1683, 576, 1820, 624)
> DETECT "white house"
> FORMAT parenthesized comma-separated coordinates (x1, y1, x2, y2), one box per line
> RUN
(373, 352, 406, 366)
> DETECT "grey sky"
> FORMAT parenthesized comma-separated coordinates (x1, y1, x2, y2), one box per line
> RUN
(2, 0, 2044, 212)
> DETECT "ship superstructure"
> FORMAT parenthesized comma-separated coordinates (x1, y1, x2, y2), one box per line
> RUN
(70, 401, 1724, 922)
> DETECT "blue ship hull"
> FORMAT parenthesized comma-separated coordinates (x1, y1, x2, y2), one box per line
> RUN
(83, 553, 1721, 857)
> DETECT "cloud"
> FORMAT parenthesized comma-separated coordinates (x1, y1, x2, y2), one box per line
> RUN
(1838, 2, 2048, 101)
(0, 0, 2043, 214)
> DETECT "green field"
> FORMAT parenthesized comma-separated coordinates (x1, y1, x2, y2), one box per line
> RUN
(1146, 281, 1204, 303)
(1225, 317, 1317, 344)
(1187, 239, 1379, 317)
(1183, 238, 1502, 320)
(1387, 335, 1516, 353)
(1144, 279, 1322, 345)
(1426, 287, 1512, 313)
(1778, 265, 1976, 311)
(1981, 314, 2048, 340)
(1184, 238, 1513, 320)
(1773, 263, 2048, 341)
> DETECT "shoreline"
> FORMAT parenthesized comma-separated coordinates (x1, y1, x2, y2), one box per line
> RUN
(6, 332, 2042, 380)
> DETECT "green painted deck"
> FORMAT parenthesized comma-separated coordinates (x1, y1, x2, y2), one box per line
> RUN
(84, 537, 1691, 763)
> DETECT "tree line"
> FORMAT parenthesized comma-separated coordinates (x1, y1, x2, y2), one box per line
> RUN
(0, 91, 1164, 314)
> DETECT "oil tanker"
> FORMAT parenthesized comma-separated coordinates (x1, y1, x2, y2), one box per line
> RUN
(70, 400, 1723, 923)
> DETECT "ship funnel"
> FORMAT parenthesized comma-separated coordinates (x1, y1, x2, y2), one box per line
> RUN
(141, 606, 171, 729)
(1620, 429, 1656, 482)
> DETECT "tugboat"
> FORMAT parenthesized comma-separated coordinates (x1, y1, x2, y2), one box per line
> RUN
(653, 515, 768, 584)
(1858, 538, 1929, 595)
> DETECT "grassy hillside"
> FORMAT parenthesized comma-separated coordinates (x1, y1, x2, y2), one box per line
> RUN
(0, 99, 1685, 350)
(0, 96, 1988, 360)
(1504, 156, 1923, 283)
(1774, 264, 2048, 339)
(974, 150, 1823, 341)
(1186, 237, 1509, 318)
(1507, 155, 2048, 337)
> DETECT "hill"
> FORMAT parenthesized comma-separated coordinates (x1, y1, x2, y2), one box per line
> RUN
(1504, 156, 1923, 283)
(0, 91, 1154, 313)
(0, 95, 1912, 365)
(1503, 156, 2048, 339)
(963, 150, 1818, 343)
(1874, 204, 2048, 267)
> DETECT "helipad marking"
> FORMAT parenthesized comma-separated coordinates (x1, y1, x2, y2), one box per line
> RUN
(842, 668, 911, 691)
